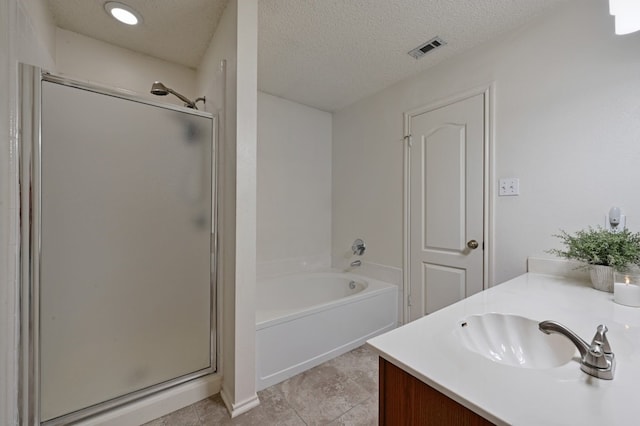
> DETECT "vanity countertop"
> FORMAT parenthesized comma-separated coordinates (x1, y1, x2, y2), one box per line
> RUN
(367, 273, 640, 425)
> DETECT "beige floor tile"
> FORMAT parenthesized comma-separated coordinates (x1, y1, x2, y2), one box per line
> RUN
(277, 362, 371, 425)
(227, 400, 305, 426)
(157, 405, 200, 426)
(140, 418, 166, 426)
(142, 345, 381, 426)
(256, 385, 281, 401)
(325, 346, 379, 395)
(328, 396, 378, 426)
(193, 394, 232, 425)
(194, 390, 305, 426)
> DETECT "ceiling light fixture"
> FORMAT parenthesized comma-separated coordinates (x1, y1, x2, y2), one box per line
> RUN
(104, 2, 142, 26)
(609, 0, 640, 35)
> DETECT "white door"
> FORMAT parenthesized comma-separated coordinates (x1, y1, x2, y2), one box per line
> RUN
(407, 93, 485, 321)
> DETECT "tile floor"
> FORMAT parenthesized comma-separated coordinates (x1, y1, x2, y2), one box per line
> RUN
(143, 345, 379, 425)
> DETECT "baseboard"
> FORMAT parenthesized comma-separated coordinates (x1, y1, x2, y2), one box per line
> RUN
(78, 374, 222, 426)
(219, 387, 260, 418)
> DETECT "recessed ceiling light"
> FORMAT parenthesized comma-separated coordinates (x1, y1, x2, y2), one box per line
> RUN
(104, 2, 142, 26)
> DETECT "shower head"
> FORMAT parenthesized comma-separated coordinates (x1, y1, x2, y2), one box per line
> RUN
(150, 81, 170, 96)
(150, 81, 205, 110)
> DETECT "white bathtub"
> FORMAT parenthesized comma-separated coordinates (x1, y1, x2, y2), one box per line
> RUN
(256, 271, 398, 390)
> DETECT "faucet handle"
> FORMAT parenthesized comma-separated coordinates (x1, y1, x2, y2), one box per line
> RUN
(583, 324, 613, 370)
(585, 341, 610, 370)
(351, 238, 366, 256)
(591, 324, 612, 355)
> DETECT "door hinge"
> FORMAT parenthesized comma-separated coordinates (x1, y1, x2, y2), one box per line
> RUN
(403, 134, 412, 147)
(407, 294, 412, 307)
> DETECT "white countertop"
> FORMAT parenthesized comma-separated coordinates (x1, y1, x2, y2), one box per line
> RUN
(367, 273, 640, 425)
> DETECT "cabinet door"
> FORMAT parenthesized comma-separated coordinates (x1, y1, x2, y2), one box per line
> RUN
(379, 359, 494, 425)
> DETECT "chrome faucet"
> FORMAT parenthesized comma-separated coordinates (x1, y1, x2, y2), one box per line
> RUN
(539, 321, 615, 380)
(352, 239, 366, 256)
(350, 260, 362, 268)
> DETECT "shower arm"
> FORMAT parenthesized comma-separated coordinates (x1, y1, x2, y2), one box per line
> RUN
(165, 87, 202, 109)
(193, 97, 206, 108)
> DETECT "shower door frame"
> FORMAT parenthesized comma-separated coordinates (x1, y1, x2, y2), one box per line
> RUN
(17, 64, 218, 426)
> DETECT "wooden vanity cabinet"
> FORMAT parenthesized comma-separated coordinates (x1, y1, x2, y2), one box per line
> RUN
(379, 358, 495, 425)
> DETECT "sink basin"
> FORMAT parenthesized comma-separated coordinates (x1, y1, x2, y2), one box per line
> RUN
(456, 313, 577, 369)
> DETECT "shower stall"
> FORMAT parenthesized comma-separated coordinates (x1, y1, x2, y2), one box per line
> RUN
(18, 65, 217, 425)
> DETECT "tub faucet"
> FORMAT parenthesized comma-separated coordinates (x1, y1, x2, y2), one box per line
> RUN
(350, 260, 362, 268)
(539, 320, 615, 380)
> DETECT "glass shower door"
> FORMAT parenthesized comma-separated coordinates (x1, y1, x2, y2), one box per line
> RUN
(39, 79, 214, 423)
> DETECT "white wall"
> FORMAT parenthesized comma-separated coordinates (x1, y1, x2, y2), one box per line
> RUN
(19, 0, 56, 58)
(332, 0, 640, 285)
(197, 0, 260, 417)
(257, 92, 332, 275)
(1, 0, 55, 423)
(55, 28, 196, 106)
(233, 0, 258, 413)
(197, 0, 240, 413)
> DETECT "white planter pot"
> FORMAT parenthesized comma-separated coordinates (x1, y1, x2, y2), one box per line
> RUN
(590, 265, 614, 293)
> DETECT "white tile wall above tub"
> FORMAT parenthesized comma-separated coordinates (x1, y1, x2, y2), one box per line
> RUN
(257, 92, 332, 265)
(257, 255, 332, 280)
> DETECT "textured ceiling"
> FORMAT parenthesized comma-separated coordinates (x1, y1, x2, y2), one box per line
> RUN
(47, 0, 567, 112)
(47, 0, 228, 68)
(258, 0, 567, 111)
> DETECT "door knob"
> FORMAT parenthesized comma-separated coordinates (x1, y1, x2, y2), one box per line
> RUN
(467, 240, 479, 250)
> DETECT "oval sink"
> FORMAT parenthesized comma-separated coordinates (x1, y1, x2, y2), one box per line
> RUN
(456, 313, 577, 369)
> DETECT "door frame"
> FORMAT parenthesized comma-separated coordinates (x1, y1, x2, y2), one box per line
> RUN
(402, 84, 495, 323)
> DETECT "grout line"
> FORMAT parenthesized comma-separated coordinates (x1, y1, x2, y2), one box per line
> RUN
(294, 406, 309, 426)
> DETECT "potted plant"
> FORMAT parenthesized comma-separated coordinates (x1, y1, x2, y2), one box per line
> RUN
(547, 226, 640, 292)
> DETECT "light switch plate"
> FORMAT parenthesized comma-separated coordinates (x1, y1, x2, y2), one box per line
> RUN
(499, 178, 519, 196)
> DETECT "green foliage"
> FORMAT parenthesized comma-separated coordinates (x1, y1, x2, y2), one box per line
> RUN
(547, 227, 640, 270)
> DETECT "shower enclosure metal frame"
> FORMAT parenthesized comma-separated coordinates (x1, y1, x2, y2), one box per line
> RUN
(17, 64, 218, 425)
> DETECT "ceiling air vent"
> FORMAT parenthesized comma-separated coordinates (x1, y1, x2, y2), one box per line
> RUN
(408, 36, 446, 59)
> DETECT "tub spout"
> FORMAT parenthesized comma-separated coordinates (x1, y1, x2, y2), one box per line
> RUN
(350, 260, 362, 268)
